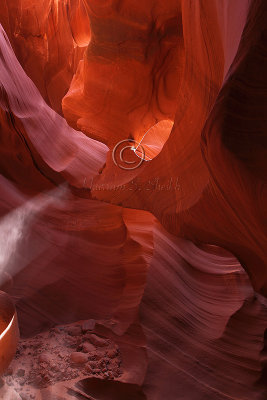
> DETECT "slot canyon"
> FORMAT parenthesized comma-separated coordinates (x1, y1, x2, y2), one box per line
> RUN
(0, 0, 266, 399)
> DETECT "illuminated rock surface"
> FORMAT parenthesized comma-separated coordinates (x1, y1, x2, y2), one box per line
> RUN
(0, 0, 266, 399)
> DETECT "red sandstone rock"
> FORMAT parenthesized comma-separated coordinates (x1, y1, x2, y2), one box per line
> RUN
(67, 326, 82, 337)
(82, 342, 95, 353)
(89, 335, 108, 348)
(70, 352, 88, 364)
(0, 1, 266, 400)
(81, 319, 95, 332)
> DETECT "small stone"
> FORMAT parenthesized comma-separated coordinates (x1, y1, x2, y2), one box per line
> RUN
(82, 319, 95, 332)
(43, 374, 50, 382)
(114, 368, 120, 377)
(38, 353, 50, 363)
(70, 352, 88, 364)
(106, 348, 117, 358)
(110, 358, 119, 369)
(89, 335, 108, 347)
(89, 361, 98, 369)
(67, 326, 81, 336)
(82, 342, 96, 353)
(94, 368, 101, 374)
(16, 369, 25, 377)
(85, 365, 92, 373)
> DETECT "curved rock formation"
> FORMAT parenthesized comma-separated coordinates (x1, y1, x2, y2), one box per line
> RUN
(87, 0, 267, 296)
(141, 222, 267, 399)
(0, 0, 266, 399)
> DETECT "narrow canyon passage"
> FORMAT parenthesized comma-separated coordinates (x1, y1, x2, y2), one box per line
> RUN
(0, 1, 266, 399)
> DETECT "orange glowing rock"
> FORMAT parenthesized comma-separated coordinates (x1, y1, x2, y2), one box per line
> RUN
(0, 291, 19, 376)
(0, 0, 266, 399)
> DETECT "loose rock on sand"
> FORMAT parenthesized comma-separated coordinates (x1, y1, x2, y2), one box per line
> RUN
(2, 320, 122, 399)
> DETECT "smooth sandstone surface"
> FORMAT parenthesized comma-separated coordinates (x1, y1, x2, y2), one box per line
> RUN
(0, 1, 266, 399)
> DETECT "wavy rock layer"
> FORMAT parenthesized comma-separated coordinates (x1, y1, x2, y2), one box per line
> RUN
(87, 0, 267, 296)
(1, 0, 89, 114)
(0, 1, 266, 399)
(141, 222, 267, 400)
